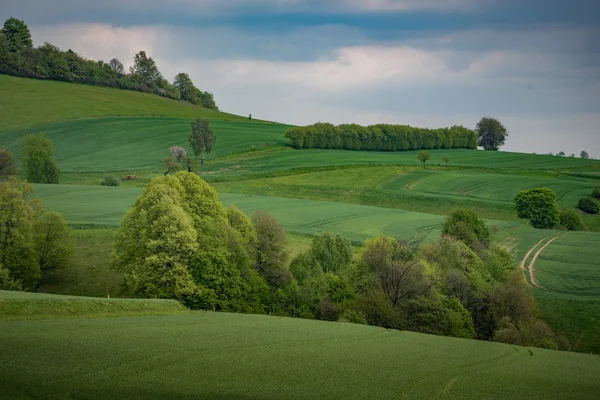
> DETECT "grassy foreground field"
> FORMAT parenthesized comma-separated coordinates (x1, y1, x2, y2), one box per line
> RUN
(1, 310, 599, 400)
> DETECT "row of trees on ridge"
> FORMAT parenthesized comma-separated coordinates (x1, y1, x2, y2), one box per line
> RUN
(0, 17, 218, 109)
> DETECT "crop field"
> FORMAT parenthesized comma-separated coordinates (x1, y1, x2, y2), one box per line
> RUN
(0, 117, 289, 172)
(1, 311, 600, 400)
(0, 75, 258, 131)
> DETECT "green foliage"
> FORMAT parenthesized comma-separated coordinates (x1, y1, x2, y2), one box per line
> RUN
(33, 211, 73, 273)
(442, 209, 491, 250)
(443, 297, 476, 339)
(310, 231, 352, 273)
(476, 116, 508, 151)
(417, 150, 430, 168)
(100, 176, 120, 186)
(577, 197, 599, 214)
(0, 266, 22, 291)
(580, 150, 589, 159)
(592, 184, 600, 200)
(284, 123, 477, 152)
(442, 155, 450, 166)
(0, 178, 39, 289)
(21, 132, 60, 184)
(514, 188, 560, 229)
(189, 118, 216, 164)
(0, 148, 17, 180)
(1, 17, 32, 52)
(252, 211, 291, 290)
(559, 208, 584, 231)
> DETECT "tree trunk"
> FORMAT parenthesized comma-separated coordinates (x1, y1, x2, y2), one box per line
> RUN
(201, 150, 205, 165)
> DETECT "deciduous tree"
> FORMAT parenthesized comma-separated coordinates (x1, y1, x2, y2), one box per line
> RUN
(514, 188, 560, 229)
(0, 148, 17, 180)
(189, 118, 216, 165)
(1, 17, 32, 52)
(476, 117, 508, 151)
(417, 150, 430, 168)
(22, 133, 60, 184)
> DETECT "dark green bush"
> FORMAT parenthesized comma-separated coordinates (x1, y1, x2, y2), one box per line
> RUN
(101, 176, 120, 186)
(514, 188, 560, 229)
(559, 208, 584, 230)
(592, 184, 600, 200)
(578, 197, 599, 214)
(442, 209, 491, 250)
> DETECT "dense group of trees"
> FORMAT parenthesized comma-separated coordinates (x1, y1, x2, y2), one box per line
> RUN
(111, 174, 566, 350)
(284, 123, 478, 151)
(0, 17, 218, 110)
(0, 178, 72, 290)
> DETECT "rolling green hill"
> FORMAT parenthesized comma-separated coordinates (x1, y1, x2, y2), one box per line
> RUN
(1, 306, 599, 400)
(2, 75, 600, 359)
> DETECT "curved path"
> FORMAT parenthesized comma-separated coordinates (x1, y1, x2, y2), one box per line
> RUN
(521, 235, 562, 289)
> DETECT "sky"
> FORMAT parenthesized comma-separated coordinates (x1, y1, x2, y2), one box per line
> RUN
(1, 0, 599, 157)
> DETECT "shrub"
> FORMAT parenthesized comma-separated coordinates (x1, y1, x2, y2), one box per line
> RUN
(514, 188, 560, 229)
(578, 197, 599, 214)
(592, 184, 600, 200)
(315, 296, 340, 321)
(559, 208, 584, 230)
(338, 308, 367, 325)
(101, 176, 120, 186)
(442, 209, 491, 250)
(0, 148, 17, 180)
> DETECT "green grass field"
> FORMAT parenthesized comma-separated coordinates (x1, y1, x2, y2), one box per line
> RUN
(1, 310, 599, 400)
(0, 290, 187, 320)
(1, 71, 600, 395)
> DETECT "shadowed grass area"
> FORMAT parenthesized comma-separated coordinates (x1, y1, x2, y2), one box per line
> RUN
(1, 312, 599, 399)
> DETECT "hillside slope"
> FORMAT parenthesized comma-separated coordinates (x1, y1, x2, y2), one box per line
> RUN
(0, 74, 263, 131)
(1, 311, 599, 400)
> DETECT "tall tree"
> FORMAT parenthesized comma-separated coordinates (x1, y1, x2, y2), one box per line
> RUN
(109, 58, 124, 75)
(476, 117, 508, 151)
(189, 118, 216, 165)
(580, 150, 589, 159)
(1, 17, 32, 52)
(22, 133, 60, 184)
(0, 148, 17, 180)
(417, 150, 430, 168)
(173, 72, 198, 103)
(33, 211, 73, 273)
(131, 50, 162, 86)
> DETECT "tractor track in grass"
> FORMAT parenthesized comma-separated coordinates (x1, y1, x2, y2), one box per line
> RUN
(520, 235, 563, 289)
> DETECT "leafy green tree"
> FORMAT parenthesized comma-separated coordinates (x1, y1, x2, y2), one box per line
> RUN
(559, 208, 584, 231)
(252, 211, 291, 290)
(22, 133, 60, 183)
(476, 117, 508, 151)
(189, 118, 216, 165)
(33, 211, 72, 272)
(417, 150, 430, 168)
(442, 209, 491, 250)
(131, 50, 162, 86)
(310, 232, 352, 273)
(1, 17, 32, 52)
(359, 235, 432, 307)
(109, 58, 124, 75)
(580, 150, 589, 159)
(0, 148, 17, 180)
(558, 151, 565, 157)
(514, 188, 560, 229)
(578, 197, 599, 214)
(173, 72, 198, 103)
(442, 156, 450, 167)
(0, 178, 40, 290)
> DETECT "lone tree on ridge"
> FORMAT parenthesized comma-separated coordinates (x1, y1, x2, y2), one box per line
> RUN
(476, 117, 508, 151)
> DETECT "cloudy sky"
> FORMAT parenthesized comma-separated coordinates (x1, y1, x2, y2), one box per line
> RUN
(2, 0, 599, 156)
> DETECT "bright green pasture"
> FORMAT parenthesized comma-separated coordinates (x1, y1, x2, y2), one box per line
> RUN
(0, 74, 259, 131)
(31, 184, 457, 243)
(0, 290, 186, 321)
(0, 117, 289, 172)
(1, 312, 599, 400)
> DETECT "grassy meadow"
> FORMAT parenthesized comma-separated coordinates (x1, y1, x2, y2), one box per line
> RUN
(1, 75, 600, 397)
(1, 308, 600, 400)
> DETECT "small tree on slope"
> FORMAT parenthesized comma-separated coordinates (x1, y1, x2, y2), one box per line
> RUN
(514, 188, 560, 229)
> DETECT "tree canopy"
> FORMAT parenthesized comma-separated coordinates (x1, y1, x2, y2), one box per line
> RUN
(514, 188, 560, 229)
(21, 133, 60, 184)
(189, 118, 216, 164)
(476, 117, 508, 151)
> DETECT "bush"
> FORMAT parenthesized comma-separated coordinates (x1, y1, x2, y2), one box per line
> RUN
(578, 197, 599, 214)
(514, 188, 560, 229)
(442, 209, 491, 250)
(101, 176, 120, 186)
(559, 208, 584, 230)
(0, 148, 17, 180)
(315, 296, 340, 321)
(592, 184, 600, 200)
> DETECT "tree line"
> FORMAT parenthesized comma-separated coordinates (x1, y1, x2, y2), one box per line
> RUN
(284, 123, 478, 151)
(105, 172, 568, 351)
(0, 17, 218, 110)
